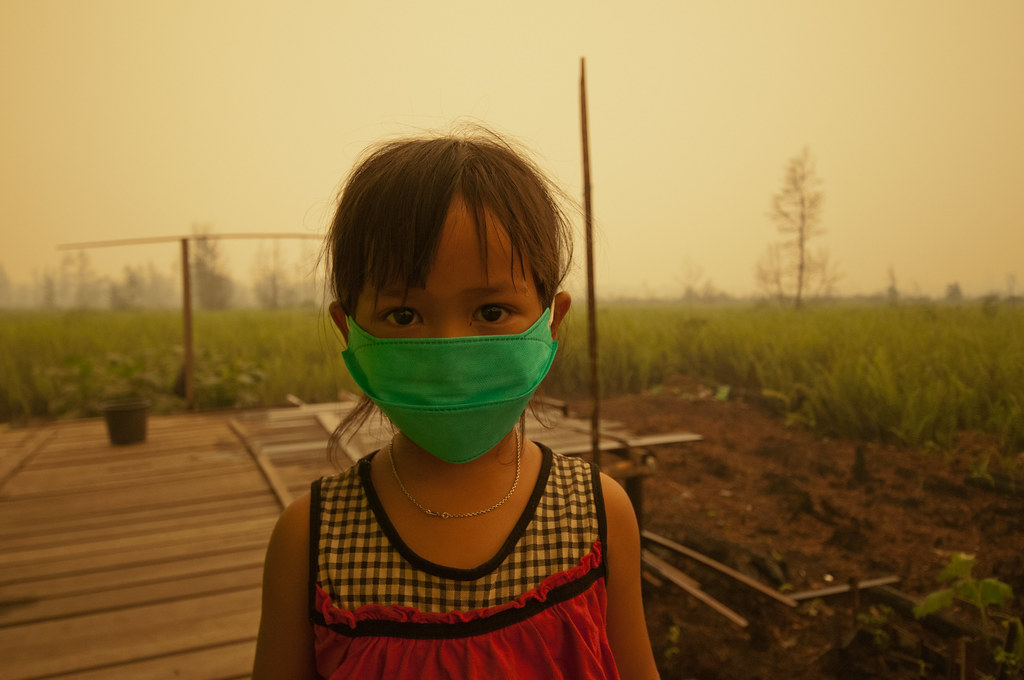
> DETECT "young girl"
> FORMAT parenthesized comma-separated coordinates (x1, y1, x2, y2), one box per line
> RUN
(252, 129, 660, 679)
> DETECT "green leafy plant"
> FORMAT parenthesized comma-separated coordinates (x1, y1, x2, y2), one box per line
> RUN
(192, 348, 266, 409)
(47, 351, 173, 417)
(857, 604, 895, 651)
(45, 345, 267, 416)
(914, 552, 1021, 677)
(914, 552, 1012, 633)
(995, 617, 1024, 678)
(663, 624, 681, 663)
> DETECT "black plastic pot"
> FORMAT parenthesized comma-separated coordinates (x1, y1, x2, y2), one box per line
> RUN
(102, 400, 150, 445)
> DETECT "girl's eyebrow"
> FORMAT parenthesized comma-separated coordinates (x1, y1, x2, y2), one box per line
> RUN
(378, 283, 522, 299)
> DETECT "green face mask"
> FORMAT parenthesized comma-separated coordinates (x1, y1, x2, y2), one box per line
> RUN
(341, 309, 558, 464)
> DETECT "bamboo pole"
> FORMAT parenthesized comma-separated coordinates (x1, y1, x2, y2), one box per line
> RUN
(180, 238, 195, 409)
(57, 233, 319, 250)
(580, 57, 600, 469)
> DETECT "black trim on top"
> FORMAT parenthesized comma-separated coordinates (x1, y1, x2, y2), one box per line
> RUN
(310, 559, 603, 640)
(308, 477, 324, 615)
(590, 459, 608, 575)
(358, 443, 555, 582)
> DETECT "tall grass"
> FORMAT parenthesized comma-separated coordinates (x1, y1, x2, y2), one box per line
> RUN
(547, 301, 1024, 455)
(3, 302, 1022, 457)
(0, 308, 355, 421)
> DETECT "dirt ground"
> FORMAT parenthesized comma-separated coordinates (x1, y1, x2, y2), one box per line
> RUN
(562, 374, 1024, 680)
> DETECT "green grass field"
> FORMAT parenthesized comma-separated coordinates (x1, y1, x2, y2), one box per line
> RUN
(3, 301, 1022, 462)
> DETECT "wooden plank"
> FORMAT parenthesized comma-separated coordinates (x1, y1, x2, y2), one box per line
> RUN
(260, 440, 330, 458)
(319, 421, 391, 464)
(544, 431, 702, 456)
(278, 461, 336, 492)
(627, 432, 704, 447)
(0, 546, 267, 601)
(229, 418, 294, 509)
(4, 457, 255, 497)
(1, 589, 261, 680)
(790, 575, 902, 601)
(0, 515, 275, 570)
(642, 530, 799, 608)
(254, 445, 333, 467)
(263, 399, 357, 421)
(0, 518, 274, 584)
(642, 549, 749, 628)
(28, 437, 247, 470)
(24, 417, 239, 464)
(0, 565, 263, 626)
(28, 422, 236, 454)
(0, 469, 272, 523)
(0, 426, 37, 451)
(0, 502, 278, 552)
(0, 428, 55, 491)
(57, 638, 256, 680)
(25, 445, 252, 476)
(0, 494, 272, 539)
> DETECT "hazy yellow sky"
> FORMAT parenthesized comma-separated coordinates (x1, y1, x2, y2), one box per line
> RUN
(2, 0, 1022, 299)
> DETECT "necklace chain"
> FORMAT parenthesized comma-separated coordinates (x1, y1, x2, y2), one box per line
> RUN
(387, 429, 521, 520)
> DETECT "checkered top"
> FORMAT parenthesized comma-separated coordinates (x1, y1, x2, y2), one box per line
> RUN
(311, 444, 604, 613)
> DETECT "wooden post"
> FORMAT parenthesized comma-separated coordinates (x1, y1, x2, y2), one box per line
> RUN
(580, 56, 600, 469)
(181, 238, 195, 409)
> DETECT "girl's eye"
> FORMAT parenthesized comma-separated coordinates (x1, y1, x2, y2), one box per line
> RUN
(384, 308, 419, 326)
(475, 305, 508, 323)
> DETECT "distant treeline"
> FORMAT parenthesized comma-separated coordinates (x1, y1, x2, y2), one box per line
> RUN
(0, 241, 323, 310)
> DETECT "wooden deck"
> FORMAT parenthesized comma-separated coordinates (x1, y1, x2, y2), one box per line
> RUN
(0, 402, 699, 679)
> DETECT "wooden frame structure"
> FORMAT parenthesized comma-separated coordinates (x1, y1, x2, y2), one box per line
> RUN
(57, 232, 320, 408)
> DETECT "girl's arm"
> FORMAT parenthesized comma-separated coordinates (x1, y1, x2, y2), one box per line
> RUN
(252, 492, 319, 680)
(601, 472, 662, 679)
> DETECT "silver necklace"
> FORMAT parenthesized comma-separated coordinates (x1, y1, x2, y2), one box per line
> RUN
(387, 429, 521, 519)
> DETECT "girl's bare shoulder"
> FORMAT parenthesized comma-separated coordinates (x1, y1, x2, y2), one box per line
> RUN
(267, 491, 312, 561)
(597, 471, 640, 541)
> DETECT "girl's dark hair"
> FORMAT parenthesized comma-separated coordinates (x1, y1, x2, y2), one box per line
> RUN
(325, 127, 573, 315)
(322, 127, 574, 454)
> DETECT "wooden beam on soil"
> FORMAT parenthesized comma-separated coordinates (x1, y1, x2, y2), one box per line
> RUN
(642, 530, 799, 608)
(789, 575, 901, 601)
(862, 585, 989, 640)
(642, 550, 748, 628)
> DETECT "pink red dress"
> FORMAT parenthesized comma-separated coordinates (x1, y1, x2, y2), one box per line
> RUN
(308, 443, 620, 679)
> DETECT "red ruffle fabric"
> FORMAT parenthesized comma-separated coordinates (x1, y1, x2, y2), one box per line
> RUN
(312, 541, 619, 679)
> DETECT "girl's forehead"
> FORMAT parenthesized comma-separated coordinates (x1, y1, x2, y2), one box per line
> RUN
(440, 199, 530, 274)
(370, 199, 534, 300)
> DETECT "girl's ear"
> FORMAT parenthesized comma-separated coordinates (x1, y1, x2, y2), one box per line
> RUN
(549, 291, 572, 340)
(328, 301, 350, 343)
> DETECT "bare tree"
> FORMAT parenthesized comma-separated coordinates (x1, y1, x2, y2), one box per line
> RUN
(945, 282, 963, 302)
(191, 224, 234, 310)
(886, 266, 899, 305)
(145, 261, 179, 308)
(37, 271, 57, 309)
(109, 265, 146, 309)
(49, 251, 103, 309)
(757, 147, 836, 308)
(252, 242, 297, 309)
(0, 263, 10, 307)
(755, 243, 787, 303)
